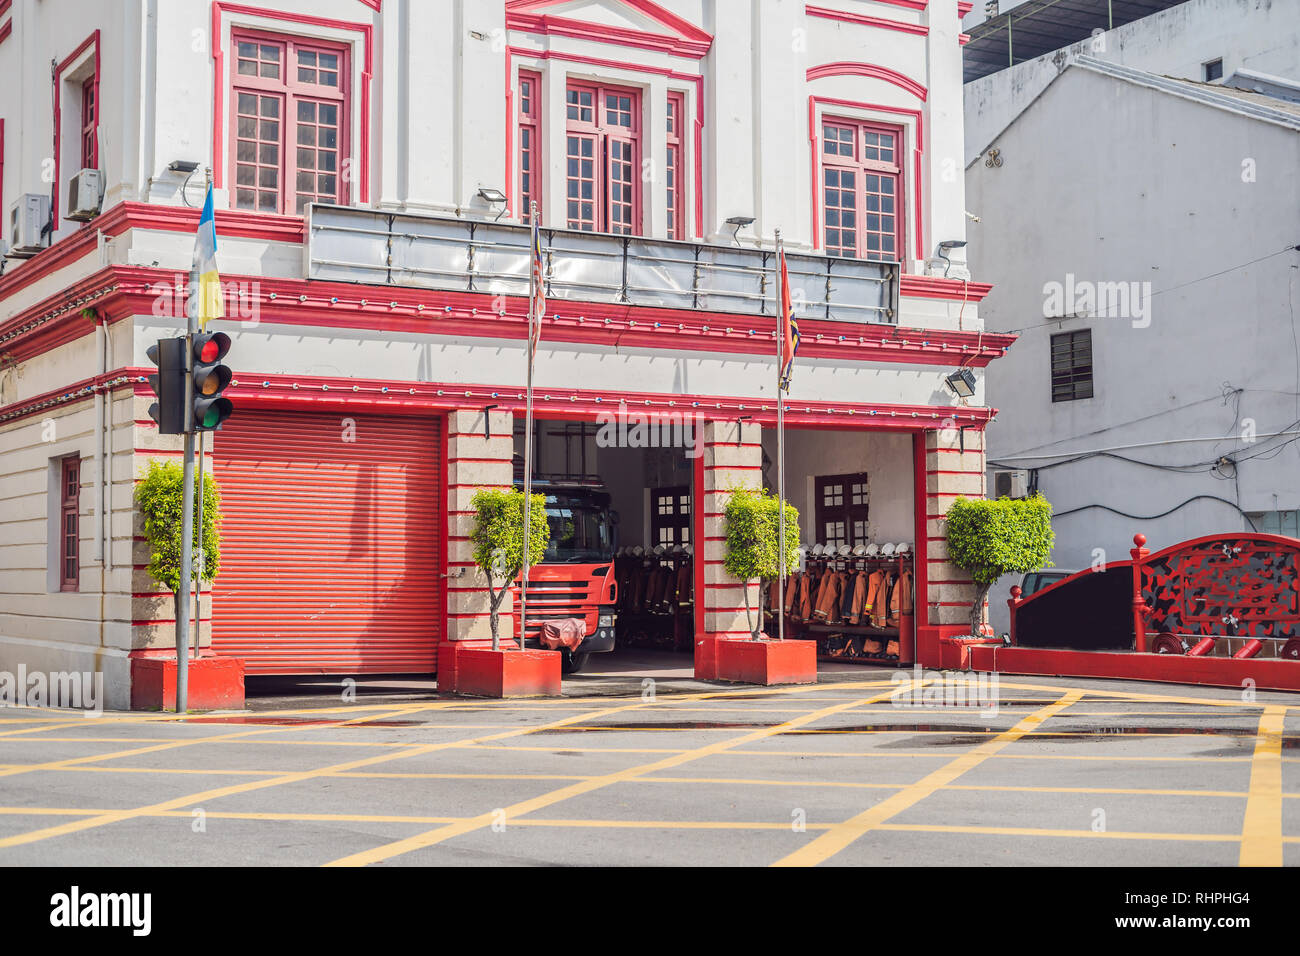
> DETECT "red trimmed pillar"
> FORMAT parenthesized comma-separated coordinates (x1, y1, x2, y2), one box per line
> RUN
(438, 406, 521, 692)
(695, 418, 763, 679)
(917, 425, 991, 667)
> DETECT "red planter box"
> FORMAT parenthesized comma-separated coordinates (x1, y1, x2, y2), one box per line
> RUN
(451, 648, 562, 698)
(715, 638, 817, 685)
(130, 655, 245, 711)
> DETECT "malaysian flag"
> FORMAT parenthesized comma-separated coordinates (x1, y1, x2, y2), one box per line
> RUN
(529, 215, 545, 362)
(778, 247, 800, 392)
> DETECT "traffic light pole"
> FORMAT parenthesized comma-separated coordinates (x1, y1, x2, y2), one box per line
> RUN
(176, 266, 199, 713)
(193, 431, 204, 661)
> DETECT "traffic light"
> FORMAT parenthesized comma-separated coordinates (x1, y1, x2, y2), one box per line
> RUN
(145, 336, 186, 435)
(191, 331, 233, 431)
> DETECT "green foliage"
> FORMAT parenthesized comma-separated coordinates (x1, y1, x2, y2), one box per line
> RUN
(945, 494, 1055, 586)
(723, 488, 801, 582)
(134, 459, 221, 594)
(470, 488, 550, 584)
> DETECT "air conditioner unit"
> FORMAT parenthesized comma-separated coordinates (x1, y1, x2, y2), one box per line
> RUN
(8, 194, 51, 257)
(66, 169, 105, 222)
(993, 469, 1030, 499)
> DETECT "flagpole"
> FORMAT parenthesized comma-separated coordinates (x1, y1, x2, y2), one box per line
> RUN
(520, 201, 539, 654)
(776, 230, 786, 644)
(192, 168, 212, 662)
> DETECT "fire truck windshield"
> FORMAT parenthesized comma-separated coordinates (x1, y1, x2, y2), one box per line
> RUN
(541, 494, 615, 563)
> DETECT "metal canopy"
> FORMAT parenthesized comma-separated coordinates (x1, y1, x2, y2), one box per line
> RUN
(963, 0, 1185, 83)
(306, 205, 900, 325)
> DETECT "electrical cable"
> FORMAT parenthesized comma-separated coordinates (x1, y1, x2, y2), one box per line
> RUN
(1053, 495, 1259, 530)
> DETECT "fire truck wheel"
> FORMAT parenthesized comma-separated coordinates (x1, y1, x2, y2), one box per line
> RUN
(562, 651, 590, 674)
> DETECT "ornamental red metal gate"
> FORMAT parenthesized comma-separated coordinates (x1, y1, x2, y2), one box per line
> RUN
(211, 410, 442, 675)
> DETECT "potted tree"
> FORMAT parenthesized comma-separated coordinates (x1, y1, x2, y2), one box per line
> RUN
(469, 487, 549, 651)
(945, 494, 1055, 637)
(133, 458, 241, 710)
(723, 487, 801, 640)
(135, 459, 222, 633)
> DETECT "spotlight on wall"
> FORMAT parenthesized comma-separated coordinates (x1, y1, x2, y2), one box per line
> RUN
(168, 161, 200, 174)
(725, 215, 755, 245)
(477, 187, 508, 220)
(944, 367, 977, 399)
(936, 239, 968, 277)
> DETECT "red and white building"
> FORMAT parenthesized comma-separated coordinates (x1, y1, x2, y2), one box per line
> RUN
(0, 0, 1010, 707)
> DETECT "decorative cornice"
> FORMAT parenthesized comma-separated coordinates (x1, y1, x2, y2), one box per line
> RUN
(0, 264, 1012, 369)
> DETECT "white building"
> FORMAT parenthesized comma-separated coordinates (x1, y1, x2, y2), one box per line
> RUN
(967, 53, 1300, 633)
(0, 0, 1003, 707)
(964, 0, 1300, 164)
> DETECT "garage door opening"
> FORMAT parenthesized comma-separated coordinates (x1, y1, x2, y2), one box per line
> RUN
(514, 416, 697, 679)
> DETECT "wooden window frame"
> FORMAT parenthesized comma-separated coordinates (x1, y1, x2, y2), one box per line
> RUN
(1050, 329, 1094, 403)
(80, 76, 98, 169)
(820, 115, 904, 263)
(519, 69, 542, 224)
(565, 80, 642, 236)
(651, 484, 691, 547)
(666, 91, 684, 240)
(229, 27, 350, 216)
(814, 472, 869, 549)
(59, 456, 80, 592)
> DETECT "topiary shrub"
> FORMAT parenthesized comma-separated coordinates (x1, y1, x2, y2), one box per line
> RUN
(134, 459, 221, 622)
(470, 488, 550, 649)
(945, 494, 1054, 637)
(723, 487, 801, 640)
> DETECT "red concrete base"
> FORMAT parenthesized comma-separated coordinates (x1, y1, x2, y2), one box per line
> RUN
(130, 655, 245, 711)
(969, 645, 1300, 693)
(714, 638, 818, 685)
(450, 648, 562, 697)
(694, 635, 721, 680)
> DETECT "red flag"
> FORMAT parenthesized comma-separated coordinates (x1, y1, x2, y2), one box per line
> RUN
(778, 248, 800, 392)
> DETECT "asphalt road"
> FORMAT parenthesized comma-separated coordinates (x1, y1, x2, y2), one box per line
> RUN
(0, 670, 1297, 867)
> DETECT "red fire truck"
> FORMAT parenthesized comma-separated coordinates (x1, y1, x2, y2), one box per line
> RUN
(515, 476, 619, 673)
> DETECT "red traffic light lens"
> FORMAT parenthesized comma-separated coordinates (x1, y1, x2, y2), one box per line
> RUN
(199, 340, 220, 362)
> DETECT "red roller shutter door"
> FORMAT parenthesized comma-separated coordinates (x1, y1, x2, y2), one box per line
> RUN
(212, 410, 442, 674)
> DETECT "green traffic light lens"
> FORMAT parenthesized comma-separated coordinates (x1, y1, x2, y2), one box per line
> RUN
(202, 407, 221, 428)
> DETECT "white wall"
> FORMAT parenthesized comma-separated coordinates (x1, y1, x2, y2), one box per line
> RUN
(965, 0, 1300, 163)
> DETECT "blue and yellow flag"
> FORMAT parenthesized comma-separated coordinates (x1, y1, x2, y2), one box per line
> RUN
(193, 184, 224, 329)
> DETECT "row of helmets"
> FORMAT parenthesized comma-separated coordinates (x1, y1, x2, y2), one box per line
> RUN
(804, 541, 912, 558)
(616, 543, 694, 558)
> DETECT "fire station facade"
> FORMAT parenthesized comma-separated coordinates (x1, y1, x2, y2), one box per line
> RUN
(0, 0, 1009, 708)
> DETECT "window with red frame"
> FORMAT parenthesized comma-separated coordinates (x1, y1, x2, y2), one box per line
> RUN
(519, 70, 541, 223)
(80, 76, 98, 169)
(666, 92, 684, 240)
(60, 457, 80, 591)
(565, 82, 640, 235)
(821, 118, 903, 262)
(231, 31, 349, 215)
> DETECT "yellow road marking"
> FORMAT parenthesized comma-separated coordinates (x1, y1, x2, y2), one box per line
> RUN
(873, 823, 1242, 842)
(322, 683, 917, 867)
(772, 689, 1084, 866)
(1, 685, 825, 852)
(0, 701, 452, 782)
(1239, 706, 1285, 867)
